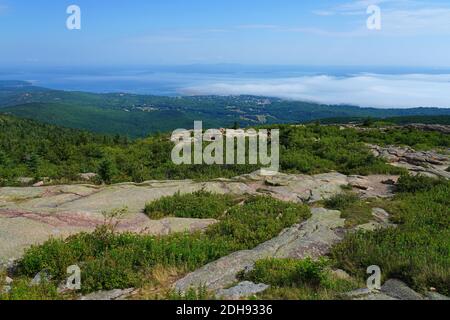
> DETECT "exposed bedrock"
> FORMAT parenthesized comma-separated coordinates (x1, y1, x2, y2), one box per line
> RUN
(174, 208, 346, 292)
(367, 144, 450, 179)
(0, 171, 376, 263)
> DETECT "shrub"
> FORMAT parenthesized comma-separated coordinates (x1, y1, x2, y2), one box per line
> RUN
(331, 181, 450, 295)
(396, 174, 445, 193)
(207, 196, 311, 249)
(239, 258, 360, 300)
(324, 193, 359, 211)
(0, 277, 61, 300)
(241, 258, 328, 287)
(165, 286, 213, 300)
(145, 190, 239, 219)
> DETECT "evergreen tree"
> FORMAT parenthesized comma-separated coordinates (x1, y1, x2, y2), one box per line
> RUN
(98, 157, 116, 184)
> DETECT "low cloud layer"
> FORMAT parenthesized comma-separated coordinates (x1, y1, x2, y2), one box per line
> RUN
(181, 74, 450, 109)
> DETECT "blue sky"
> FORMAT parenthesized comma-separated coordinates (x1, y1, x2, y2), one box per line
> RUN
(1, 0, 450, 67)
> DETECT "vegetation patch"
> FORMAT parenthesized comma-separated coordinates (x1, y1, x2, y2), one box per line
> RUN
(241, 258, 328, 287)
(331, 181, 450, 295)
(239, 258, 360, 300)
(324, 193, 373, 228)
(395, 174, 446, 193)
(0, 276, 62, 300)
(5, 117, 448, 186)
(15, 195, 310, 295)
(145, 190, 240, 220)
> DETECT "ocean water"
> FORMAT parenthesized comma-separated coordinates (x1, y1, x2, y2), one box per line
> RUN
(1, 65, 449, 96)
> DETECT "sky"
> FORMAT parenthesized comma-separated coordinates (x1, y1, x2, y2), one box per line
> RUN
(1, 0, 450, 108)
(1, 0, 450, 67)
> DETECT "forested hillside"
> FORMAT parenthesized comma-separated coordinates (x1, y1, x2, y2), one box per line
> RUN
(2, 81, 450, 137)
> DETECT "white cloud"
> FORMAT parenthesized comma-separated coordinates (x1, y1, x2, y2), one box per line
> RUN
(181, 74, 450, 109)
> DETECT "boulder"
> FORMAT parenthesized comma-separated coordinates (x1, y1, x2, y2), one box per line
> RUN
(355, 222, 383, 232)
(33, 181, 45, 187)
(348, 176, 372, 190)
(381, 279, 424, 300)
(79, 173, 98, 181)
(371, 208, 391, 224)
(331, 269, 352, 281)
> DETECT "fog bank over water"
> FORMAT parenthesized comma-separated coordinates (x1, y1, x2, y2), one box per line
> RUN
(1, 66, 450, 108)
(182, 73, 450, 109)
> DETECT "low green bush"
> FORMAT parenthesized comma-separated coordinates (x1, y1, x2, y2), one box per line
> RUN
(207, 196, 310, 250)
(324, 193, 373, 227)
(396, 174, 445, 193)
(332, 181, 450, 295)
(324, 193, 360, 211)
(241, 258, 328, 287)
(239, 258, 360, 300)
(145, 190, 239, 219)
(0, 277, 61, 300)
(17, 196, 310, 294)
(165, 286, 213, 300)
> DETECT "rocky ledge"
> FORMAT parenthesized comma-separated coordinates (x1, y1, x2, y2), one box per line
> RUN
(0, 171, 399, 263)
(174, 208, 346, 293)
(368, 144, 450, 179)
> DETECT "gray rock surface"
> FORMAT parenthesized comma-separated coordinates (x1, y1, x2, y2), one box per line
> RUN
(368, 144, 450, 179)
(1, 276, 13, 295)
(344, 279, 444, 300)
(79, 173, 98, 181)
(354, 292, 398, 300)
(174, 208, 345, 292)
(346, 279, 442, 300)
(30, 270, 51, 286)
(80, 288, 136, 300)
(380, 279, 424, 300)
(355, 208, 395, 231)
(371, 208, 391, 224)
(216, 281, 270, 299)
(426, 291, 450, 300)
(331, 269, 352, 281)
(0, 171, 366, 262)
